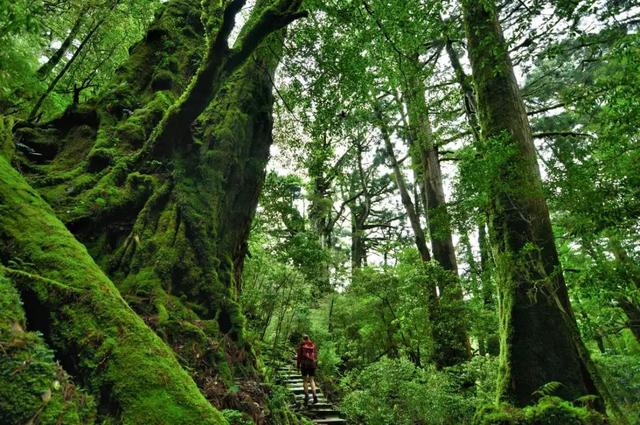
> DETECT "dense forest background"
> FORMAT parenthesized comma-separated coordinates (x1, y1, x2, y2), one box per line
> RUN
(1, 0, 639, 424)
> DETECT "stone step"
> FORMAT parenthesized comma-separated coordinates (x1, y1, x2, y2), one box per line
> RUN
(303, 402, 333, 409)
(311, 417, 347, 424)
(290, 387, 323, 394)
(303, 409, 340, 419)
(274, 362, 347, 424)
(301, 408, 335, 414)
(293, 393, 327, 401)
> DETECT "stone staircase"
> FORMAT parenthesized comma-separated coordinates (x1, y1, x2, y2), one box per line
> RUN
(276, 363, 347, 424)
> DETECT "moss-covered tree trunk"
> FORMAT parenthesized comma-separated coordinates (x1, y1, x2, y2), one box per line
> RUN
(461, 0, 604, 408)
(0, 156, 226, 424)
(6, 0, 304, 420)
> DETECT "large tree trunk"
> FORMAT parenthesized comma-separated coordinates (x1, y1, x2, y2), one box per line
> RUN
(0, 156, 225, 424)
(461, 0, 606, 408)
(9, 0, 303, 419)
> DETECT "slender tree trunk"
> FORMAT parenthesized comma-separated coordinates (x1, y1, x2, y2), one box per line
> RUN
(28, 15, 106, 121)
(461, 0, 608, 409)
(404, 68, 459, 276)
(401, 64, 471, 366)
(444, 36, 481, 141)
(378, 100, 469, 366)
(351, 207, 367, 271)
(478, 222, 499, 356)
(377, 106, 432, 265)
(37, 12, 86, 79)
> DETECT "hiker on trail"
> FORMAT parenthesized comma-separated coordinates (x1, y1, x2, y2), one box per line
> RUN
(296, 334, 318, 405)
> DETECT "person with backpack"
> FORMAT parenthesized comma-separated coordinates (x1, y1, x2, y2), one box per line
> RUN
(296, 334, 318, 405)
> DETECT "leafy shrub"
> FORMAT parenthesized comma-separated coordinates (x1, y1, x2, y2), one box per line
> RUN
(222, 409, 253, 425)
(594, 353, 640, 423)
(339, 357, 475, 425)
(472, 397, 607, 425)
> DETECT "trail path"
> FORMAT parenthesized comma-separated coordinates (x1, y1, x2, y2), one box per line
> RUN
(276, 363, 347, 424)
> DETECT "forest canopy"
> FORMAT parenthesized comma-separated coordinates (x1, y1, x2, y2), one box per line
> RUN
(1, 0, 639, 424)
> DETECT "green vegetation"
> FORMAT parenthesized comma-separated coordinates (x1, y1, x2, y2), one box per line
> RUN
(1, 0, 639, 424)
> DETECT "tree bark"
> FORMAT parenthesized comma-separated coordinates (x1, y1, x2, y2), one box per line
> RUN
(461, 0, 607, 409)
(403, 67, 459, 276)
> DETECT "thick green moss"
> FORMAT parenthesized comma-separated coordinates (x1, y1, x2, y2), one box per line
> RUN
(0, 156, 227, 424)
(0, 273, 96, 424)
(87, 147, 116, 172)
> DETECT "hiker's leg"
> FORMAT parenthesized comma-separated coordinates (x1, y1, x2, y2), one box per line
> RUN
(311, 375, 318, 403)
(302, 374, 310, 404)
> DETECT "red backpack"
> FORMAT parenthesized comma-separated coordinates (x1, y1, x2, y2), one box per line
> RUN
(300, 341, 317, 368)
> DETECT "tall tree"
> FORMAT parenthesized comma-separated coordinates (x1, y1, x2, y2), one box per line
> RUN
(460, 0, 605, 408)
(4, 0, 305, 420)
